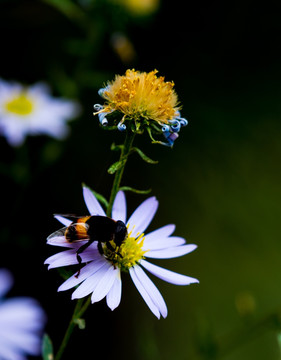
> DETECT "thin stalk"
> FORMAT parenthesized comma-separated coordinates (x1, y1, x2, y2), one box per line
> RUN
(54, 131, 135, 360)
(107, 130, 135, 216)
(54, 297, 90, 360)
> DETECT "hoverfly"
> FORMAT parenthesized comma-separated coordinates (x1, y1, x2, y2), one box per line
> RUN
(48, 215, 127, 277)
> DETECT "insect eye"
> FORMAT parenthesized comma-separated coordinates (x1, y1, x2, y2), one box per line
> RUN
(115, 220, 127, 246)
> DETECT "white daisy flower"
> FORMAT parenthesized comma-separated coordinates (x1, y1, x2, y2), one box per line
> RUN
(0, 78, 80, 146)
(45, 187, 199, 319)
(0, 269, 46, 360)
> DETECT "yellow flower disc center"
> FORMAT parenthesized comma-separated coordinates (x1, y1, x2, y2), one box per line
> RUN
(104, 228, 147, 271)
(5, 93, 34, 116)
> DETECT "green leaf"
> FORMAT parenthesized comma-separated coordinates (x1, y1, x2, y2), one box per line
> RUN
(146, 127, 163, 145)
(42, 334, 54, 360)
(110, 143, 124, 152)
(146, 126, 155, 142)
(149, 122, 162, 133)
(82, 183, 108, 208)
(107, 160, 126, 175)
(131, 147, 158, 164)
(74, 318, 86, 330)
(119, 186, 151, 195)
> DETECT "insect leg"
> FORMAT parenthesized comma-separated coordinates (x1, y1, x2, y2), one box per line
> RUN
(105, 241, 123, 259)
(105, 241, 115, 252)
(97, 241, 104, 255)
(75, 241, 92, 278)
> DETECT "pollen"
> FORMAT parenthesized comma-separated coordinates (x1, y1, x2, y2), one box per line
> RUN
(5, 93, 34, 116)
(98, 69, 180, 125)
(104, 227, 147, 272)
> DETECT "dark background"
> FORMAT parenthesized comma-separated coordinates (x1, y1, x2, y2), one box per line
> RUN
(1, 0, 281, 359)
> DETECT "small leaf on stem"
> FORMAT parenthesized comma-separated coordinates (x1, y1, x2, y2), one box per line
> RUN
(42, 334, 54, 360)
(131, 147, 158, 164)
(110, 143, 124, 152)
(74, 318, 86, 330)
(108, 160, 126, 174)
(119, 186, 151, 194)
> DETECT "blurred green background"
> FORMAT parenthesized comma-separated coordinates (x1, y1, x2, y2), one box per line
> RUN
(1, 0, 281, 359)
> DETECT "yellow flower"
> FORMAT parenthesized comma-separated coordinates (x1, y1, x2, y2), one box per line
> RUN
(98, 69, 179, 123)
(94, 69, 188, 147)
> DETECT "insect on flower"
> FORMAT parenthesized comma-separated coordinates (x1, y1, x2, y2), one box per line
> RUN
(45, 186, 199, 318)
(47, 215, 128, 277)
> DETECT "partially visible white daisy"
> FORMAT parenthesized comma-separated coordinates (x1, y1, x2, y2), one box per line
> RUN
(0, 269, 46, 360)
(45, 187, 199, 319)
(0, 79, 80, 146)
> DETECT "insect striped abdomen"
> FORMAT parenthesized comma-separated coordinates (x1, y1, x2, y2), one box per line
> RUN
(65, 216, 91, 242)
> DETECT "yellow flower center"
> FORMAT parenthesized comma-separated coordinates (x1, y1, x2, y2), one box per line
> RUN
(5, 93, 34, 116)
(103, 227, 147, 271)
(101, 69, 180, 125)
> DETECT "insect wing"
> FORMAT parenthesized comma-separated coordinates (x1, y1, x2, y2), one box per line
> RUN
(47, 226, 68, 240)
(47, 223, 89, 247)
(47, 226, 71, 247)
(54, 214, 88, 225)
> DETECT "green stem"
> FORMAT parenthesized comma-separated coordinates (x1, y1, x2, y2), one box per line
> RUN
(76, 297, 91, 319)
(54, 297, 90, 360)
(54, 131, 135, 360)
(107, 130, 136, 216)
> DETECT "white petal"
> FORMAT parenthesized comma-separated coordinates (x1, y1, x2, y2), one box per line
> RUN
(5, 130, 25, 147)
(0, 269, 13, 297)
(58, 257, 106, 291)
(0, 330, 41, 355)
(106, 273, 122, 311)
(0, 298, 45, 358)
(45, 250, 77, 269)
(45, 246, 98, 269)
(71, 261, 110, 299)
(141, 260, 199, 285)
(0, 341, 25, 360)
(127, 197, 158, 237)
(133, 265, 167, 318)
(71, 273, 102, 299)
(54, 215, 72, 226)
(129, 267, 160, 319)
(83, 186, 106, 216)
(0, 298, 45, 327)
(91, 266, 118, 303)
(142, 236, 186, 251)
(111, 191, 126, 222)
(143, 224, 176, 244)
(145, 244, 197, 259)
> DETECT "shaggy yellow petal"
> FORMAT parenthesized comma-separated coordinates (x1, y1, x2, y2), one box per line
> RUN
(100, 69, 180, 124)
